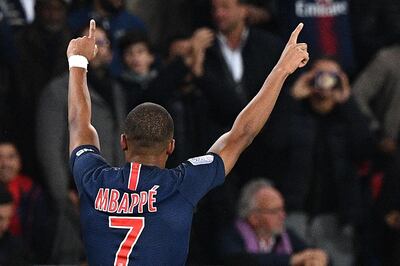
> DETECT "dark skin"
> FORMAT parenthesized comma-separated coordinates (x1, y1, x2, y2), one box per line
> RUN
(68, 20, 309, 175)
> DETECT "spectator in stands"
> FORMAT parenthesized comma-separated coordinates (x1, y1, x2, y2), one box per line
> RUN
(0, 139, 51, 263)
(0, 183, 30, 265)
(13, 0, 71, 176)
(117, 29, 214, 167)
(284, 56, 373, 266)
(189, 0, 284, 262)
(197, 0, 283, 176)
(353, 44, 400, 157)
(68, 0, 146, 75)
(352, 42, 400, 266)
(36, 25, 123, 264)
(219, 179, 328, 266)
(277, 0, 356, 73)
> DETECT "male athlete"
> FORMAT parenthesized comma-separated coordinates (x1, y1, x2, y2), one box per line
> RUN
(68, 20, 308, 265)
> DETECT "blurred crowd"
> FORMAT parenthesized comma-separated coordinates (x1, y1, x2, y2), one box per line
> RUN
(0, 0, 399, 265)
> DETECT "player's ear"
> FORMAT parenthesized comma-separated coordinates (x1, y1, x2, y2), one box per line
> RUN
(120, 134, 128, 151)
(166, 139, 175, 155)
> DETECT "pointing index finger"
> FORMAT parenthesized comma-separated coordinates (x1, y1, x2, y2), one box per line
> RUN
(289, 23, 303, 44)
(88, 19, 96, 39)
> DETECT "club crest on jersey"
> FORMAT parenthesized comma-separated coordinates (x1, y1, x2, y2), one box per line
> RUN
(188, 155, 214, 166)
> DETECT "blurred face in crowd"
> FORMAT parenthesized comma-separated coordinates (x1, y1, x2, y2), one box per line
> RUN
(0, 143, 21, 184)
(82, 27, 112, 68)
(212, 0, 246, 34)
(123, 42, 154, 76)
(0, 203, 13, 237)
(248, 187, 286, 238)
(309, 59, 342, 113)
(37, 0, 67, 32)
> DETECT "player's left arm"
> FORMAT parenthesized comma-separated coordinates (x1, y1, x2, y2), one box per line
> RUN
(67, 20, 100, 155)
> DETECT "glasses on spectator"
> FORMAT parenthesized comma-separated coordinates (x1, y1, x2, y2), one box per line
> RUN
(254, 207, 285, 215)
(96, 39, 110, 47)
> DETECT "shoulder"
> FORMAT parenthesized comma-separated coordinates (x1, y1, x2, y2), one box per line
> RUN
(375, 45, 400, 64)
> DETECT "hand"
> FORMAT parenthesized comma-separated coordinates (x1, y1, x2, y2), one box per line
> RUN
(276, 23, 309, 75)
(189, 28, 214, 77)
(290, 249, 328, 266)
(191, 28, 214, 51)
(378, 137, 397, 155)
(332, 71, 351, 104)
(385, 210, 400, 230)
(66, 19, 98, 60)
(291, 70, 315, 100)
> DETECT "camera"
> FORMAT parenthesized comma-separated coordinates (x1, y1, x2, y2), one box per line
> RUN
(313, 71, 341, 91)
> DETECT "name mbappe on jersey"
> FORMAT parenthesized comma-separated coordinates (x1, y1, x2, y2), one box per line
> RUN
(94, 185, 159, 214)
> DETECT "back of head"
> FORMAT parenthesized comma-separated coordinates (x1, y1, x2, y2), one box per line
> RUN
(124, 103, 174, 153)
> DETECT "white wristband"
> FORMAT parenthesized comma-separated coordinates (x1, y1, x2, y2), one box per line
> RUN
(68, 55, 88, 70)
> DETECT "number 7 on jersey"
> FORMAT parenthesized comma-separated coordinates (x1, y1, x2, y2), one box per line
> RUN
(109, 216, 145, 266)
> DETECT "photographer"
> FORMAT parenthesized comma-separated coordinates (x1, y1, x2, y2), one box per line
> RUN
(278, 57, 374, 266)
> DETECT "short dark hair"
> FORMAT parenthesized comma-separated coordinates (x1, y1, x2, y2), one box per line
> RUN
(119, 30, 153, 56)
(123, 103, 174, 152)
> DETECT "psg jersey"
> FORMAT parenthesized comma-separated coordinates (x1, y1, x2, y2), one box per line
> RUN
(70, 145, 225, 266)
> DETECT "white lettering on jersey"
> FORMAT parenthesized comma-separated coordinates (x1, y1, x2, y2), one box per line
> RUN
(295, 0, 348, 18)
(188, 155, 214, 166)
(76, 148, 95, 157)
(94, 186, 159, 214)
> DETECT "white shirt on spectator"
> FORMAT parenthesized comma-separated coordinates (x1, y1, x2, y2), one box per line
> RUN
(217, 28, 249, 83)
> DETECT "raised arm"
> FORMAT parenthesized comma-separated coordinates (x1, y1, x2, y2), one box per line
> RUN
(67, 20, 100, 154)
(208, 23, 309, 175)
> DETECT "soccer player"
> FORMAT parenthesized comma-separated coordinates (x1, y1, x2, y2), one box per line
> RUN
(67, 20, 308, 265)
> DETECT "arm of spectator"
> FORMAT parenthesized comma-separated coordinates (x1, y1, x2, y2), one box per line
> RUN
(208, 23, 309, 175)
(352, 52, 388, 133)
(67, 20, 100, 154)
(190, 28, 214, 77)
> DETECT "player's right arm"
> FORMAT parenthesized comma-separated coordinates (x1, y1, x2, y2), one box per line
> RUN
(208, 23, 309, 175)
(67, 20, 100, 155)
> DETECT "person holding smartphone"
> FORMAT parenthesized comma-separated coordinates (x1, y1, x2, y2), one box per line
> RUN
(281, 56, 374, 265)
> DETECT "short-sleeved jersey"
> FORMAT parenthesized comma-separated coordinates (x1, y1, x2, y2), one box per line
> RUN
(70, 145, 225, 266)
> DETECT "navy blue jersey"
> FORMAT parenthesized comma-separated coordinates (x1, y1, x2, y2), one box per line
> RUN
(70, 145, 225, 266)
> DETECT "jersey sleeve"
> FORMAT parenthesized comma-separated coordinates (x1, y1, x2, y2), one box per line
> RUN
(69, 145, 109, 195)
(176, 153, 225, 206)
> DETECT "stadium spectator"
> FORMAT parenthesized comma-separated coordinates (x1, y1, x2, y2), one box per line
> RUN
(219, 179, 328, 266)
(283, 56, 373, 265)
(68, 0, 146, 75)
(13, 0, 71, 176)
(0, 183, 30, 265)
(353, 44, 400, 157)
(277, 0, 356, 73)
(0, 139, 51, 263)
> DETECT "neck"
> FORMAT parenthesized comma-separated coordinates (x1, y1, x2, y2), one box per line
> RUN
(223, 22, 246, 49)
(125, 153, 167, 168)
